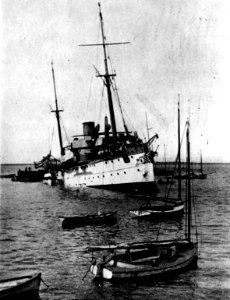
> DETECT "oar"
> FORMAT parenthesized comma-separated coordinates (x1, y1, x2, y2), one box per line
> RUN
(82, 258, 96, 281)
(82, 267, 91, 281)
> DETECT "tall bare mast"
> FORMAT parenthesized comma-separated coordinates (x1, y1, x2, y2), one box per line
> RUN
(178, 95, 181, 200)
(51, 61, 65, 156)
(79, 2, 129, 140)
(98, 3, 117, 138)
(186, 121, 191, 242)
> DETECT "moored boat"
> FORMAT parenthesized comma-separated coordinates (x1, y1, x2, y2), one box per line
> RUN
(90, 241, 197, 282)
(157, 176, 175, 185)
(129, 201, 184, 219)
(11, 168, 45, 183)
(191, 152, 207, 179)
(0, 174, 15, 179)
(59, 211, 117, 229)
(129, 100, 184, 220)
(0, 272, 41, 300)
(175, 152, 207, 180)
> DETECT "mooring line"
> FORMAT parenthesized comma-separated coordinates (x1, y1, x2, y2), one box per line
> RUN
(41, 276, 50, 288)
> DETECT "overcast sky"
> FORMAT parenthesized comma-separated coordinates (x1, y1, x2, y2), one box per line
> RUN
(1, 0, 230, 163)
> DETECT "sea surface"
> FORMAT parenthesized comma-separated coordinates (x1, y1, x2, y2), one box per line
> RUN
(0, 163, 229, 299)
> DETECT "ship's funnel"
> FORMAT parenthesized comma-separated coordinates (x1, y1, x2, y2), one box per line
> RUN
(104, 116, 111, 138)
(83, 122, 95, 140)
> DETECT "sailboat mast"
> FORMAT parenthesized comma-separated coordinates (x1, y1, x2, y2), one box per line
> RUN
(200, 151, 203, 173)
(51, 61, 65, 156)
(186, 122, 191, 242)
(164, 144, 166, 172)
(98, 3, 117, 139)
(145, 113, 150, 141)
(178, 96, 181, 200)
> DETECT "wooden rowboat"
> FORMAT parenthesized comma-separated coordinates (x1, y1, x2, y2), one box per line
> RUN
(59, 211, 117, 229)
(0, 272, 41, 300)
(129, 201, 184, 219)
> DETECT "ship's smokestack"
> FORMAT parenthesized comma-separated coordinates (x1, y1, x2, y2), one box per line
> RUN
(83, 122, 95, 140)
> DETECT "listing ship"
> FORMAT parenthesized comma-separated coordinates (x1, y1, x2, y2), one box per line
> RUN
(61, 3, 159, 195)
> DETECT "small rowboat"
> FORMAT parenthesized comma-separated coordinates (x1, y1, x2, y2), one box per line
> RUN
(129, 202, 184, 220)
(59, 211, 117, 229)
(0, 272, 41, 300)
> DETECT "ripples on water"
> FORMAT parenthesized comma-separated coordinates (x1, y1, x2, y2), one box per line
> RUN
(0, 164, 230, 299)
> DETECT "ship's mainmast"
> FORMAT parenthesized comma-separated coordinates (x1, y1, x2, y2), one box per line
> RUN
(98, 3, 117, 138)
(79, 2, 129, 140)
(51, 61, 65, 156)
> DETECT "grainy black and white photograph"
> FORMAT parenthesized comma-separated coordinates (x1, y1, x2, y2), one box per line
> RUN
(0, 0, 230, 299)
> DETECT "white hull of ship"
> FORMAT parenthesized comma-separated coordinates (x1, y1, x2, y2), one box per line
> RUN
(64, 153, 156, 193)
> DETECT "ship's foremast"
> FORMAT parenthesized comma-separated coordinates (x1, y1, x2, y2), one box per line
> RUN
(51, 61, 65, 156)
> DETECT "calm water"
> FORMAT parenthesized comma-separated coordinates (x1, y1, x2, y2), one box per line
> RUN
(0, 164, 229, 299)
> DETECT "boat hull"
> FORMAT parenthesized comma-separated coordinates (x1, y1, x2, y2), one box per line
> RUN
(60, 211, 117, 229)
(11, 170, 45, 182)
(64, 153, 157, 194)
(92, 242, 198, 282)
(129, 203, 184, 219)
(0, 272, 41, 300)
(175, 172, 207, 180)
